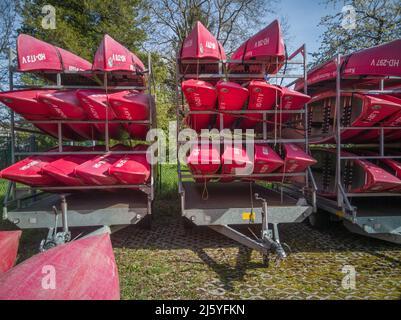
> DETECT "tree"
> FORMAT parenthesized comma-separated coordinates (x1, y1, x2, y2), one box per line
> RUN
(312, 0, 401, 65)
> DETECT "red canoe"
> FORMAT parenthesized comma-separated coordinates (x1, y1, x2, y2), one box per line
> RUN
(295, 39, 401, 93)
(76, 89, 124, 140)
(41, 146, 105, 186)
(38, 90, 100, 140)
(0, 233, 120, 300)
(221, 145, 253, 182)
(0, 231, 22, 274)
(216, 81, 249, 129)
(187, 144, 221, 182)
(252, 144, 284, 177)
(180, 21, 226, 74)
(74, 145, 130, 186)
(0, 147, 81, 187)
(229, 20, 285, 76)
(285, 91, 401, 144)
(0, 90, 81, 140)
(93, 34, 145, 73)
(312, 149, 401, 197)
(241, 81, 310, 129)
(108, 90, 150, 139)
(278, 144, 317, 175)
(109, 145, 150, 185)
(182, 79, 217, 131)
(17, 34, 92, 73)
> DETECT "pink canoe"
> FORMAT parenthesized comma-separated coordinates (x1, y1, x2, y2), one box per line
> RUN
(76, 89, 124, 140)
(0, 231, 22, 274)
(38, 90, 100, 140)
(279, 144, 317, 174)
(0, 90, 81, 140)
(295, 39, 401, 93)
(252, 144, 284, 177)
(0, 233, 120, 300)
(108, 90, 150, 139)
(17, 34, 92, 73)
(180, 21, 226, 75)
(229, 20, 285, 76)
(182, 79, 217, 131)
(187, 144, 221, 182)
(109, 145, 150, 185)
(216, 81, 249, 129)
(93, 34, 145, 73)
(312, 149, 401, 197)
(221, 145, 253, 183)
(74, 145, 130, 186)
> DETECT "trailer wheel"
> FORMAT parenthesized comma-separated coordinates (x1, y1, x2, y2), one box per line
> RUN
(182, 217, 195, 230)
(308, 210, 331, 229)
(138, 214, 152, 230)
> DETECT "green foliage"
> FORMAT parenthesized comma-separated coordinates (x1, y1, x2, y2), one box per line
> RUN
(312, 0, 401, 65)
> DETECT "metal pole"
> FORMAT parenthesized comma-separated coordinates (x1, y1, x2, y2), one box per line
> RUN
(104, 73, 110, 152)
(303, 45, 310, 189)
(336, 54, 343, 208)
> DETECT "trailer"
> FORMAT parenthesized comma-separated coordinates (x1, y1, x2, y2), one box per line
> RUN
(2, 49, 157, 249)
(176, 45, 317, 264)
(299, 54, 401, 244)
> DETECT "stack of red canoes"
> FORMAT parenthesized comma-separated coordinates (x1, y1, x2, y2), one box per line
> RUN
(0, 144, 150, 190)
(180, 20, 316, 182)
(0, 34, 151, 141)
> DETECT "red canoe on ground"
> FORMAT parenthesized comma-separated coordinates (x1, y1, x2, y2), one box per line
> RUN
(76, 89, 124, 140)
(294, 39, 401, 93)
(229, 20, 285, 76)
(312, 149, 401, 197)
(220, 145, 253, 183)
(93, 34, 145, 73)
(17, 34, 92, 73)
(0, 90, 81, 140)
(182, 79, 217, 131)
(0, 231, 22, 274)
(74, 145, 130, 186)
(109, 145, 150, 185)
(180, 21, 226, 75)
(187, 144, 221, 183)
(108, 90, 150, 139)
(0, 233, 120, 300)
(38, 90, 100, 141)
(216, 81, 249, 129)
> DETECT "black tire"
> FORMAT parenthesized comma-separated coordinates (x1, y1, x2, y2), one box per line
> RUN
(137, 214, 152, 230)
(182, 217, 195, 230)
(308, 210, 331, 229)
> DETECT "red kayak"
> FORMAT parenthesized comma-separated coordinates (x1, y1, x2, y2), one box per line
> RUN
(0, 90, 81, 140)
(241, 81, 310, 129)
(285, 91, 401, 144)
(108, 90, 150, 139)
(0, 233, 120, 300)
(17, 34, 92, 73)
(295, 39, 401, 93)
(93, 34, 144, 75)
(74, 145, 130, 186)
(76, 90, 124, 140)
(182, 79, 217, 131)
(221, 145, 253, 182)
(312, 149, 401, 197)
(109, 145, 150, 185)
(180, 21, 226, 75)
(0, 147, 81, 187)
(38, 90, 100, 140)
(41, 146, 105, 186)
(216, 81, 249, 129)
(187, 144, 221, 182)
(252, 144, 284, 177)
(278, 144, 317, 175)
(229, 20, 285, 76)
(0, 231, 22, 274)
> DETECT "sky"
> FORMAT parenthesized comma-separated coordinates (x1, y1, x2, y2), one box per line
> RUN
(275, 0, 342, 58)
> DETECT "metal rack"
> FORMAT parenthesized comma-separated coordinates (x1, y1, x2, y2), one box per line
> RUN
(176, 45, 316, 263)
(309, 54, 401, 244)
(2, 49, 157, 248)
